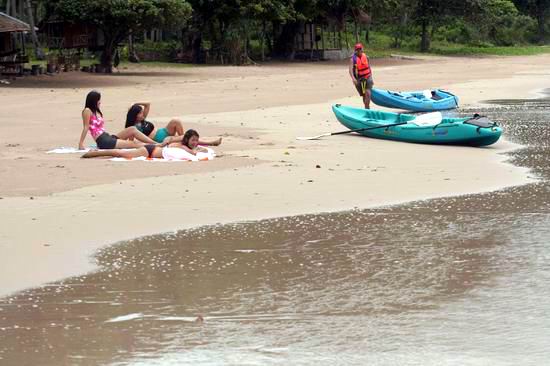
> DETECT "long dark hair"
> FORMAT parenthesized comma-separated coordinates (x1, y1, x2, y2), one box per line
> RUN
(182, 129, 199, 148)
(85, 90, 102, 116)
(125, 104, 143, 128)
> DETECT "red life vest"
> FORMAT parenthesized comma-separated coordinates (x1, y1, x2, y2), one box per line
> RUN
(353, 53, 371, 79)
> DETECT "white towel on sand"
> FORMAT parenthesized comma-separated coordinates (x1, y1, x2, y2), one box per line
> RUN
(162, 147, 215, 161)
(47, 147, 92, 154)
(47, 146, 215, 161)
(110, 147, 215, 162)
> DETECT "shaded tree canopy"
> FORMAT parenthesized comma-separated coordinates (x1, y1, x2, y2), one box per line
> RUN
(46, 0, 192, 68)
(3, 0, 548, 65)
(513, 0, 550, 40)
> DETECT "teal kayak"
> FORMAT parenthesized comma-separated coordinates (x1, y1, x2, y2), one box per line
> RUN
(332, 104, 502, 146)
(371, 88, 459, 112)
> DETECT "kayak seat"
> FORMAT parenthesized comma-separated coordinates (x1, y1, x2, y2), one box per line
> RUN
(430, 91, 444, 101)
(409, 112, 443, 126)
(422, 89, 444, 101)
(464, 116, 496, 128)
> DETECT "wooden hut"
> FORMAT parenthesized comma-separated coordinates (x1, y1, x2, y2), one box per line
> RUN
(39, 18, 104, 72)
(0, 11, 30, 76)
(41, 19, 102, 51)
(293, 22, 353, 61)
(294, 11, 372, 61)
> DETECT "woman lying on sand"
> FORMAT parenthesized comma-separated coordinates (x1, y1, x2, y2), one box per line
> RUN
(78, 91, 159, 150)
(81, 129, 208, 159)
(125, 102, 222, 146)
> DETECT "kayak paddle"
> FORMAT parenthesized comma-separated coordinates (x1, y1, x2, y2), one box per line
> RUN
(296, 121, 408, 141)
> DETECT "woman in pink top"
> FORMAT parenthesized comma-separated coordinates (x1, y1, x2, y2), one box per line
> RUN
(78, 90, 159, 150)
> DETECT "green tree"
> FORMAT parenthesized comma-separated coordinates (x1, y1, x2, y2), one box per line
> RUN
(184, 0, 305, 61)
(48, 0, 191, 70)
(513, 0, 550, 41)
(242, 0, 294, 60)
(481, 0, 534, 45)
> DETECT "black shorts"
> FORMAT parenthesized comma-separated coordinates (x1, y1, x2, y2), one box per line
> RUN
(95, 132, 119, 149)
(355, 76, 374, 96)
(144, 144, 156, 158)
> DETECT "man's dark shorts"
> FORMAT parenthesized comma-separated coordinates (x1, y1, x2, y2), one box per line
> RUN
(355, 76, 374, 96)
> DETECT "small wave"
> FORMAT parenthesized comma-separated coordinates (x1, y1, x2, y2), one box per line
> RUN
(105, 313, 144, 323)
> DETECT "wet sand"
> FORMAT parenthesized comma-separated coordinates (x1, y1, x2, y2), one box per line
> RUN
(1, 101, 549, 365)
(1, 55, 550, 296)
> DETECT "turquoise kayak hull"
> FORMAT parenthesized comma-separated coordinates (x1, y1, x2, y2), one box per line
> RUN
(332, 104, 502, 147)
(371, 88, 459, 112)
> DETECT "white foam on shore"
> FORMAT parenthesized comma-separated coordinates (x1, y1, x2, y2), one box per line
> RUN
(105, 313, 144, 323)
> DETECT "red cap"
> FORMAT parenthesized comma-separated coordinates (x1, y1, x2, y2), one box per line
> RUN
(354, 43, 364, 50)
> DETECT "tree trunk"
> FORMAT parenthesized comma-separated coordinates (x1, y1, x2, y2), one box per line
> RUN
(343, 22, 349, 49)
(8, 0, 17, 17)
(260, 20, 266, 61)
(192, 32, 202, 63)
(128, 34, 140, 63)
(419, 0, 431, 52)
(100, 37, 116, 72)
(243, 22, 249, 64)
(24, 0, 44, 59)
(273, 22, 298, 59)
(537, 5, 546, 43)
(420, 18, 430, 52)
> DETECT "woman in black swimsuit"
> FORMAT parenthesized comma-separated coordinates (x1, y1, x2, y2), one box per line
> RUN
(125, 102, 222, 146)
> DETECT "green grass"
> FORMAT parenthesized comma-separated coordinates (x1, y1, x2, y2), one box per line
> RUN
(24, 59, 193, 69)
(118, 61, 193, 68)
(22, 34, 550, 71)
(363, 31, 550, 57)
(24, 58, 95, 68)
(366, 42, 550, 58)
(427, 44, 550, 56)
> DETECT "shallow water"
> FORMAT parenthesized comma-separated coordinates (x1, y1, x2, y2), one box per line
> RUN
(1, 101, 549, 365)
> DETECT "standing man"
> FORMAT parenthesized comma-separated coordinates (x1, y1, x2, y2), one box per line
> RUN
(349, 43, 373, 109)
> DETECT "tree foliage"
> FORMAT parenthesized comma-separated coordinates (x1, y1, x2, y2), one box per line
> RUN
(47, 0, 191, 68)
(513, 0, 550, 40)
(37, 0, 550, 64)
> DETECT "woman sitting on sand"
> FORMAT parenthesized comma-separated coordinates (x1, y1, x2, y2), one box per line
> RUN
(82, 129, 208, 160)
(125, 102, 222, 146)
(78, 91, 160, 150)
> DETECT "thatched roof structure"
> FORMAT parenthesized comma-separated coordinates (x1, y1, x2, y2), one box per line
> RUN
(0, 12, 31, 33)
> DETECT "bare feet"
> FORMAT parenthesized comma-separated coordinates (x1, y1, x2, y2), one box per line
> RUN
(81, 150, 101, 158)
(210, 137, 222, 146)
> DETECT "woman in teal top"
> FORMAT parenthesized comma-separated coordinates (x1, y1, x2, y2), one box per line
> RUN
(125, 102, 222, 146)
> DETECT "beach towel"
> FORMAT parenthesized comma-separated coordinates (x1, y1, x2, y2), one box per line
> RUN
(110, 147, 215, 162)
(47, 147, 93, 154)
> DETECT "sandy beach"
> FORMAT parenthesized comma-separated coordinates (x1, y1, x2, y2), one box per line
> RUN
(1, 54, 549, 297)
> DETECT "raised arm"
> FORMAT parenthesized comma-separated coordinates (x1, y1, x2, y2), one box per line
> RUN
(184, 145, 197, 155)
(162, 135, 184, 144)
(79, 109, 91, 150)
(137, 102, 151, 118)
(169, 142, 197, 155)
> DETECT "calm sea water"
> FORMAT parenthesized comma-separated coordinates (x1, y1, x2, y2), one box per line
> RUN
(1, 100, 549, 365)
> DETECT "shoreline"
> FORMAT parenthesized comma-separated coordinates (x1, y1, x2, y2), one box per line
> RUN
(2, 55, 549, 297)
